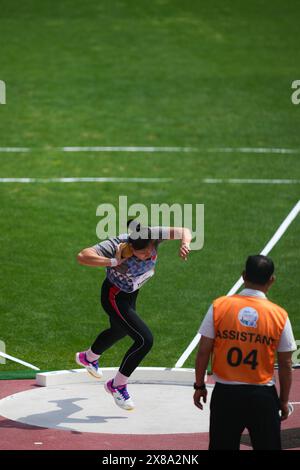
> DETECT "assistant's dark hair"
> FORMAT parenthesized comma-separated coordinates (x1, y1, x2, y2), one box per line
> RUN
(127, 219, 152, 250)
(245, 255, 274, 285)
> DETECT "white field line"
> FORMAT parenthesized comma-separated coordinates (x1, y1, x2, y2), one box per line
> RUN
(0, 351, 40, 371)
(62, 146, 197, 153)
(175, 200, 300, 368)
(0, 178, 299, 185)
(0, 147, 30, 152)
(0, 177, 171, 183)
(207, 147, 299, 155)
(204, 179, 300, 184)
(0, 146, 299, 154)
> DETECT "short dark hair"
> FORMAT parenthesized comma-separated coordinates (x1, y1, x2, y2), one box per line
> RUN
(245, 255, 274, 285)
(127, 219, 152, 250)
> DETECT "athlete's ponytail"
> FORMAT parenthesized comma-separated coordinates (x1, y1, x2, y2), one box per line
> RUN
(127, 219, 152, 250)
(127, 219, 141, 233)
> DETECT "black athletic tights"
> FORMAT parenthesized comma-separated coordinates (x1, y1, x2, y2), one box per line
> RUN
(91, 278, 153, 377)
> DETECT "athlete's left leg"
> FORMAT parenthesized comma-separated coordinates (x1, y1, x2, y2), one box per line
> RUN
(112, 295, 154, 378)
(104, 287, 153, 410)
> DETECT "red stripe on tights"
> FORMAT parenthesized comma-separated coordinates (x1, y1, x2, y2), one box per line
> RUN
(108, 285, 125, 320)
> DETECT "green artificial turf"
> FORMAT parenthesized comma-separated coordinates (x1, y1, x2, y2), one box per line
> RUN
(0, 0, 299, 374)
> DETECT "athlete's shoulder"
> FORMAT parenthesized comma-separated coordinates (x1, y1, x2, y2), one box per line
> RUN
(117, 233, 129, 242)
(150, 226, 170, 242)
(93, 234, 128, 258)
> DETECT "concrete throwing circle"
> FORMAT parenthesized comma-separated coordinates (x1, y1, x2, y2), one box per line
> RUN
(0, 368, 212, 435)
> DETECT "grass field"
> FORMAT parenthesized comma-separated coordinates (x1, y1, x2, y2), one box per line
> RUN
(0, 0, 299, 376)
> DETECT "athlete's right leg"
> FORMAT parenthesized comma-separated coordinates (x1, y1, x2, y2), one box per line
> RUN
(90, 278, 128, 354)
(90, 314, 127, 355)
(76, 279, 127, 377)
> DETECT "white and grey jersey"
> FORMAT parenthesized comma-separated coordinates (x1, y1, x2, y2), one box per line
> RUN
(93, 227, 169, 293)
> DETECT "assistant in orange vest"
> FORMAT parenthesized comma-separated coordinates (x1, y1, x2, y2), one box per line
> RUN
(212, 295, 287, 384)
(194, 254, 296, 451)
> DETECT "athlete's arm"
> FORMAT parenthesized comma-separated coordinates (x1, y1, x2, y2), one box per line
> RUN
(168, 227, 192, 260)
(77, 246, 124, 267)
(194, 336, 214, 410)
(277, 351, 293, 421)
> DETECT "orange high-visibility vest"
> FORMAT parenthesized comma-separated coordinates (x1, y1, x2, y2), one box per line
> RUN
(212, 295, 288, 384)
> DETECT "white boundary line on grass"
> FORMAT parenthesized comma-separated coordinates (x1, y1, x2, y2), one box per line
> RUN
(203, 179, 300, 184)
(0, 146, 299, 154)
(0, 177, 171, 183)
(0, 147, 30, 152)
(175, 200, 300, 368)
(0, 351, 40, 371)
(207, 147, 299, 155)
(0, 178, 299, 185)
(62, 146, 197, 153)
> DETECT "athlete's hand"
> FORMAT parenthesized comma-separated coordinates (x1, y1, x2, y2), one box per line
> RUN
(115, 245, 127, 265)
(193, 389, 207, 410)
(179, 242, 190, 261)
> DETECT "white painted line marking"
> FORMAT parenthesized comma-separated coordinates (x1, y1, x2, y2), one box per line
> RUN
(0, 178, 298, 185)
(0, 340, 6, 365)
(0, 351, 40, 371)
(62, 146, 197, 153)
(204, 179, 300, 184)
(207, 147, 299, 155)
(0, 147, 30, 152)
(0, 146, 299, 154)
(175, 200, 300, 368)
(0, 177, 171, 183)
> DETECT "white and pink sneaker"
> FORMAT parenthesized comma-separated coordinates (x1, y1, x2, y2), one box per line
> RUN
(104, 379, 135, 411)
(75, 352, 102, 379)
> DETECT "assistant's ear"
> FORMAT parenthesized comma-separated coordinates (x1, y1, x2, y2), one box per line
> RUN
(269, 274, 276, 286)
(264, 274, 275, 291)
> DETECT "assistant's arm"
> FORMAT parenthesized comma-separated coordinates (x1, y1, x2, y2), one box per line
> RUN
(277, 351, 293, 420)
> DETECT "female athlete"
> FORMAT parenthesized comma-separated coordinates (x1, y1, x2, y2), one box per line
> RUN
(76, 222, 191, 410)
